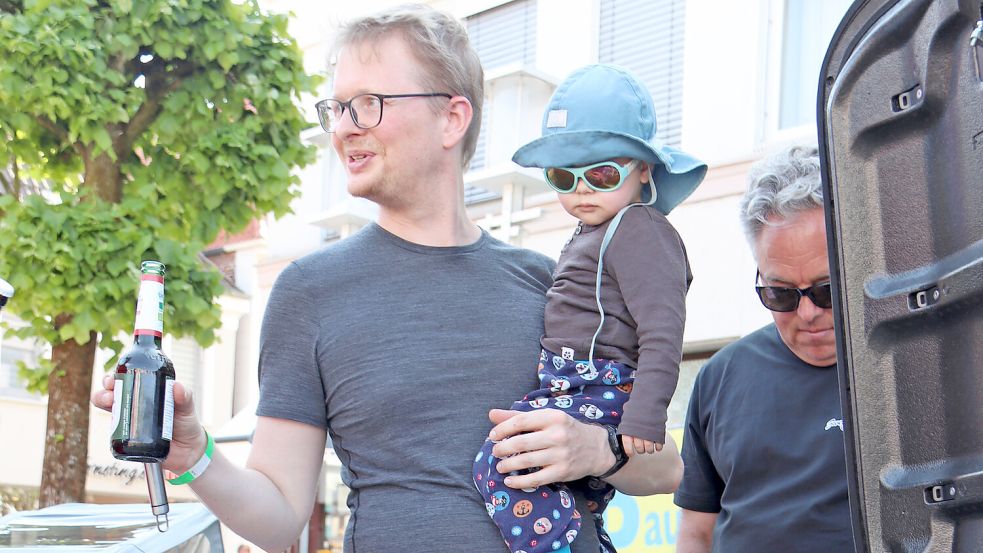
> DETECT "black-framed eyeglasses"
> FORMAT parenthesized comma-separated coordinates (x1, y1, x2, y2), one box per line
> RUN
(754, 271, 833, 312)
(314, 92, 452, 133)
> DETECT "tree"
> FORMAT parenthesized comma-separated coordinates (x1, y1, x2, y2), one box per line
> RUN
(0, 0, 318, 506)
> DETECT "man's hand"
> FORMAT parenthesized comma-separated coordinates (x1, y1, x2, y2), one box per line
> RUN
(91, 373, 207, 474)
(487, 408, 612, 489)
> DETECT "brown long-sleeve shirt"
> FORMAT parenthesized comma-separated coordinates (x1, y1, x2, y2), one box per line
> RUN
(541, 205, 692, 443)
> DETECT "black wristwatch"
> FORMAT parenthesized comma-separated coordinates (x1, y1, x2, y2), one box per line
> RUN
(596, 425, 629, 479)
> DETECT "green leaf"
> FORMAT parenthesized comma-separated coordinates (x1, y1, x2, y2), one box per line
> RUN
(91, 128, 114, 157)
(208, 70, 225, 89)
(217, 52, 238, 71)
(75, 325, 91, 344)
(106, 256, 128, 276)
(58, 324, 76, 343)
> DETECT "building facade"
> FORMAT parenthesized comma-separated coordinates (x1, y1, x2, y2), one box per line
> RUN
(0, 1, 852, 551)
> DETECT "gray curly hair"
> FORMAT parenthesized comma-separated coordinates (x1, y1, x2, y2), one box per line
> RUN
(739, 144, 823, 247)
(334, 4, 484, 170)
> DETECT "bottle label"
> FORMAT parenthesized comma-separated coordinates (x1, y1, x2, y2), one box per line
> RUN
(110, 382, 122, 439)
(134, 275, 164, 336)
(162, 380, 175, 441)
(110, 373, 133, 441)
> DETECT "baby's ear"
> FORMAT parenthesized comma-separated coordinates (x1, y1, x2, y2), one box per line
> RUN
(640, 162, 651, 183)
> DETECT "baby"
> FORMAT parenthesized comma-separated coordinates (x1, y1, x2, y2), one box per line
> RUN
(473, 64, 707, 553)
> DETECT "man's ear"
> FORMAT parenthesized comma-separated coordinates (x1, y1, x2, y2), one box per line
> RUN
(442, 95, 473, 151)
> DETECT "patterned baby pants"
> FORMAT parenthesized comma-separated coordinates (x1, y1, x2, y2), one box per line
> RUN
(473, 349, 634, 553)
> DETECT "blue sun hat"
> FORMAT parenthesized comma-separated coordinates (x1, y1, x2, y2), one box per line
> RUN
(515, 64, 708, 369)
(512, 64, 707, 215)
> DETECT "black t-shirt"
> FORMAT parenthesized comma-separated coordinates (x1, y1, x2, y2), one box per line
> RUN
(673, 324, 854, 552)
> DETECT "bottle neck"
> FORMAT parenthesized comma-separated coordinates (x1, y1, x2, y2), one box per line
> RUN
(134, 273, 165, 344)
(133, 333, 163, 348)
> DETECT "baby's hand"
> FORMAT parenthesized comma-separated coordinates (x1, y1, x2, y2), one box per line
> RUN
(621, 435, 663, 456)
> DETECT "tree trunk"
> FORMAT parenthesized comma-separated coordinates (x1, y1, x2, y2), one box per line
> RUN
(38, 319, 98, 507)
(38, 140, 119, 506)
(84, 151, 122, 203)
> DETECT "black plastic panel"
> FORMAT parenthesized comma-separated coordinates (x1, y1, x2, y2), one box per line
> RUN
(819, 0, 983, 552)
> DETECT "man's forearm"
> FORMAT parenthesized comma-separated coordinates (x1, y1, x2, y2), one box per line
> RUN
(605, 434, 683, 495)
(676, 534, 713, 553)
(189, 449, 312, 552)
(676, 508, 718, 553)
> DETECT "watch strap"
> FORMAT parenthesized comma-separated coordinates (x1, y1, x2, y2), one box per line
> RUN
(597, 425, 629, 479)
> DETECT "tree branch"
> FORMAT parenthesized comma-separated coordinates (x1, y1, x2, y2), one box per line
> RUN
(0, 1, 21, 15)
(11, 162, 20, 197)
(121, 60, 201, 150)
(34, 116, 68, 144)
(121, 99, 162, 152)
(122, 54, 140, 80)
(35, 116, 86, 159)
(0, 163, 15, 197)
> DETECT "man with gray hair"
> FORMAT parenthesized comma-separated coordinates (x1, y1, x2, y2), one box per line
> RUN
(673, 145, 853, 552)
(93, 4, 683, 552)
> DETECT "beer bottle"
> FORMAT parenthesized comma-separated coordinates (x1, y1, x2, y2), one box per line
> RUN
(111, 260, 176, 461)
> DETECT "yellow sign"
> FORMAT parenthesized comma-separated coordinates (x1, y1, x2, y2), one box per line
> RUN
(606, 428, 684, 552)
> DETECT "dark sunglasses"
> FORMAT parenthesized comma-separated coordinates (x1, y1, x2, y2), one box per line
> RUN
(755, 271, 833, 312)
(543, 160, 639, 193)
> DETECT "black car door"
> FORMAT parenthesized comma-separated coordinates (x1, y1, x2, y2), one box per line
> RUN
(819, 0, 983, 551)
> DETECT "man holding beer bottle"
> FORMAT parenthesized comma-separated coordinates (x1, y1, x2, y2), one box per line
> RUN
(93, 5, 683, 552)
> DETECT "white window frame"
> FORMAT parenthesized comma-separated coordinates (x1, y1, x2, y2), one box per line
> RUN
(0, 316, 47, 401)
(759, 0, 852, 147)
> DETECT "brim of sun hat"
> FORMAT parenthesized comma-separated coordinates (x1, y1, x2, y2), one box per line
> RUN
(512, 130, 708, 215)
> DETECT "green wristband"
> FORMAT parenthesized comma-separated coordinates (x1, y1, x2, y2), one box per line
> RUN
(167, 431, 214, 485)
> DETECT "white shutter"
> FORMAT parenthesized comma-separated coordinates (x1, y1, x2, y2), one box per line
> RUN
(168, 337, 202, 417)
(466, 0, 538, 174)
(468, 95, 492, 172)
(598, 0, 686, 147)
(466, 0, 537, 71)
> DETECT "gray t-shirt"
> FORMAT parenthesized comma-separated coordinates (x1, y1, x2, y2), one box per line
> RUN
(256, 223, 603, 553)
(673, 324, 853, 552)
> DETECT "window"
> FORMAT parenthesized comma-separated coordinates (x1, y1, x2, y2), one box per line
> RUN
(774, 0, 852, 130)
(0, 342, 41, 398)
(166, 336, 203, 417)
(466, 0, 538, 173)
(466, 0, 537, 72)
(598, 0, 687, 147)
(468, 96, 492, 173)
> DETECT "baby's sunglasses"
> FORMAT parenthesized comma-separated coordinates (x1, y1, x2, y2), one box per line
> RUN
(754, 271, 834, 312)
(544, 160, 639, 193)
